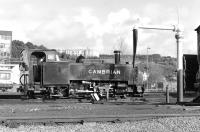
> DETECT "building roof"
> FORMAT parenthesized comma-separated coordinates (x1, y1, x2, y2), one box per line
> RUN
(0, 30, 12, 36)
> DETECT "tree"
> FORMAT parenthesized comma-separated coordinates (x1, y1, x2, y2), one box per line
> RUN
(25, 42, 36, 49)
(38, 44, 47, 50)
(11, 40, 48, 58)
(151, 54, 161, 63)
(11, 40, 25, 58)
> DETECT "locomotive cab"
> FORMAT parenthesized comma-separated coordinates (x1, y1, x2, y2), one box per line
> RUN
(30, 50, 60, 83)
(20, 49, 65, 98)
(24, 49, 59, 84)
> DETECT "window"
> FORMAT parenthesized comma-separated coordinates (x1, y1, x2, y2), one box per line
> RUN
(0, 52, 10, 57)
(1, 35, 11, 40)
(0, 43, 5, 48)
(47, 54, 56, 61)
(4, 52, 6, 56)
(0, 73, 11, 80)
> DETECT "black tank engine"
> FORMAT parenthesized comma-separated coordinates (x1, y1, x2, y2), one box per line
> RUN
(19, 49, 138, 99)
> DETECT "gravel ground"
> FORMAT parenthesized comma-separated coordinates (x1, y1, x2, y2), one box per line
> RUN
(0, 117, 200, 132)
(0, 93, 196, 131)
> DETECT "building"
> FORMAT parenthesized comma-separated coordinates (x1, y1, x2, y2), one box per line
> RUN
(57, 48, 99, 57)
(183, 54, 198, 92)
(0, 64, 20, 92)
(0, 30, 12, 63)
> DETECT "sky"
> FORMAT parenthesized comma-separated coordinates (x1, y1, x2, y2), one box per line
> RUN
(0, 0, 199, 57)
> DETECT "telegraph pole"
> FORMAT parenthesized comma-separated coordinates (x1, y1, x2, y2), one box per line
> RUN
(147, 47, 150, 91)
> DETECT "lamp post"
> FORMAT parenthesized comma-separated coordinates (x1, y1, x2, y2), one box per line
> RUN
(147, 47, 151, 91)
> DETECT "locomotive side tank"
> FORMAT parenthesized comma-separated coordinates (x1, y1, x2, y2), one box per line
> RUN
(68, 63, 135, 84)
(42, 62, 135, 85)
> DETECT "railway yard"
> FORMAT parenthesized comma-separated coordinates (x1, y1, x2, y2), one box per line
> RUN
(0, 93, 199, 131)
(0, 25, 198, 131)
(0, 42, 197, 131)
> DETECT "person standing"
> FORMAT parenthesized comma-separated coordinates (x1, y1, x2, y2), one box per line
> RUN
(141, 84, 145, 94)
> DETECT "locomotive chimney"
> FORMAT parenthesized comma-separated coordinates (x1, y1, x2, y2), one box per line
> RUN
(114, 50, 120, 64)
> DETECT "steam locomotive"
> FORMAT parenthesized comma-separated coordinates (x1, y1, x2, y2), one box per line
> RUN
(18, 48, 139, 99)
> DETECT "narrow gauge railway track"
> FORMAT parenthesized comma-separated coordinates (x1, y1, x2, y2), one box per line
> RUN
(0, 96, 149, 105)
(2, 113, 200, 126)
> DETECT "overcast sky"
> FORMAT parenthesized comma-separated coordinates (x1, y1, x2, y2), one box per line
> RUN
(0, 0, 199, 56)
